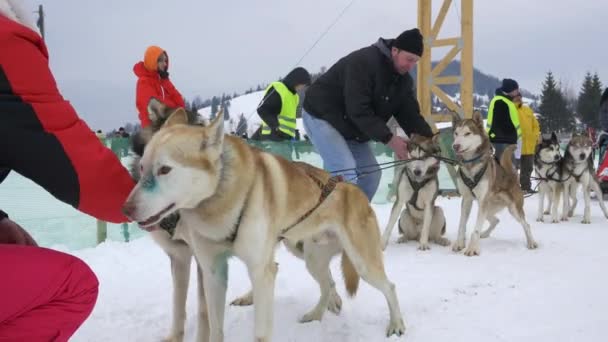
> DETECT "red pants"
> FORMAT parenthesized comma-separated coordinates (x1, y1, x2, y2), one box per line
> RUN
(0, 245, 98, 341)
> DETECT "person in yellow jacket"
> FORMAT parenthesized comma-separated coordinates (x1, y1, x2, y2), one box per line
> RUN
(514, 94, 540, 193)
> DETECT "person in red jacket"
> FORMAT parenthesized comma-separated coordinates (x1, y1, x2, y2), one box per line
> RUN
(134, 45, 185, 127)
(0, 1, 135, 340)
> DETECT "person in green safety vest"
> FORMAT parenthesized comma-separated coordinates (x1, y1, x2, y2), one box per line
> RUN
(257, 67, 311, 141)
(486, 78, 523, 160)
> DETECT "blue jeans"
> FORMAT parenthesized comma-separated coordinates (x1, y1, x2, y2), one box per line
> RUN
(302, 110, 381, 201)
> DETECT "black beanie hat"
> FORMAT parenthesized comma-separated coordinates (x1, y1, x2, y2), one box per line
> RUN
(283, 67, 312, 88)
(501, 78, 519, 93)
(392, 28, 424, 57)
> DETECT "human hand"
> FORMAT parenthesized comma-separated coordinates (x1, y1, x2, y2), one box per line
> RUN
(387, 135, 409, 160)
(0, 217, 38, 246)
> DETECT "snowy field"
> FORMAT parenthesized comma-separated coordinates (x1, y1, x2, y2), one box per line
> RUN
(66, 194, 608, 342)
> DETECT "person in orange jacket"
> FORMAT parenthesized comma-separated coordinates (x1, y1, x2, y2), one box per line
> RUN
(133, 46, 185, 127)
(0, 1, 135, 340)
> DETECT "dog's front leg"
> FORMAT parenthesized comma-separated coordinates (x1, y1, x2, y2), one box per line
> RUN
(536, 182, 546, 222)
(551, 185, 561, 223)
(195, 249, 230, 342)
(381, 193, 406, 250)
(165, 253, 192, 342)
(452, 195, 473, 252)
(250, 261, 278, 342)
(418, 203, 433, 250)
(582, 180, 592, 224)
(561, 182, 570, 221)
(196, 264, 210, 342)
(463, 202, 486, 257)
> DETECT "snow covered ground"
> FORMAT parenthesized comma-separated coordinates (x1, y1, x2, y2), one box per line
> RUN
(67, 195, 608, 342)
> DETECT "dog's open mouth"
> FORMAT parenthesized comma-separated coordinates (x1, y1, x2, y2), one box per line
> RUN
(138, 203, 176, 227)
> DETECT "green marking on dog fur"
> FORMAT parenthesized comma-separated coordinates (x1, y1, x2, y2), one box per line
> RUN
(213, 251, 232, 287)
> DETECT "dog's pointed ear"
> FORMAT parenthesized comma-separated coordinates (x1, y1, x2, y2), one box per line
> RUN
(432, 132, 441, 145)
(472, 111, 484, 127)
(204, 107, 225, 148)
(551, 131, 558, 143)
(163, 108, 189, 128)
(147, 98, 167, 124)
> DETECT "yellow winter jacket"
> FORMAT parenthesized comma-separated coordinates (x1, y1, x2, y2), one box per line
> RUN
(517, 104, 540, 155)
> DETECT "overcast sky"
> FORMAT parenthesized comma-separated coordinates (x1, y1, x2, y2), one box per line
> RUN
(30, 0, 608, 130)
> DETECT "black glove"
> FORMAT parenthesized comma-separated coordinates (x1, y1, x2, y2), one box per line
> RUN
(269, 127, 292, 141)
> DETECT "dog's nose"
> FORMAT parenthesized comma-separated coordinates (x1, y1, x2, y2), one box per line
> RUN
(579, 153, 586, 160)
(554, 155, 560, 161)
(414, 169, 422, 176)
(452, 144, 461, 152)
(122, 202, 136, 218)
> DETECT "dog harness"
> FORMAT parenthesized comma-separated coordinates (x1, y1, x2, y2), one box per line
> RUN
(405, 170, 436, 211)
(279, 173, 343, 238)
(459, 161, 489, 196)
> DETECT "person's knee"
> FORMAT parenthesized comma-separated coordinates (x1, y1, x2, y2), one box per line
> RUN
(65, 256, 99, 314)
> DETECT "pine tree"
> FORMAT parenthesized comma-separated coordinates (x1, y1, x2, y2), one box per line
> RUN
(236, 113, 248, 136)
(538, 71, 574, 134)
(210, 96, 220, 120)
(576, 72, 601, 129)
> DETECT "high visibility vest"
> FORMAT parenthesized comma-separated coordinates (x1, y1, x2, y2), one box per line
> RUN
(261, 81, 298, 138)
(486, 95, 522, 139)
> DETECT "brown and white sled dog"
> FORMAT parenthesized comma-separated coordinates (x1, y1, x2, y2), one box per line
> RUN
(381, 133, 449, 250)
(534, 132, 565, 223)
(122, 101, 406, 341)
(130, 100, 343, 342)
(450, 112, 538, 256)
(560, 133, 608, 223)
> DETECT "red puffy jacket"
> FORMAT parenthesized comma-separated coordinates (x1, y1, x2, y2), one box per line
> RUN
(0, 14, 134, 223)
(134, 46, 185, 127)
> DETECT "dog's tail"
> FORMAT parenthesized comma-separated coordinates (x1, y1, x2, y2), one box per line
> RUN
(341, 252, 359, 297)
(500, 144, 518, 175)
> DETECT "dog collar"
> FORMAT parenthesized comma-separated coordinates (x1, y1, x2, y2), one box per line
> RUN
(460, 154, 483, 164)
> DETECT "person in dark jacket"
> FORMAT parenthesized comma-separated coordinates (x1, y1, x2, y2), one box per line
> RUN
(486, 78, 522, 160)
(302, 28, 433, 201)
(257, 67, 311, 141)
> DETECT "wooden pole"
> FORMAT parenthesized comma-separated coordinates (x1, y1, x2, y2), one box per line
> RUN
(461, 0, 474, 119)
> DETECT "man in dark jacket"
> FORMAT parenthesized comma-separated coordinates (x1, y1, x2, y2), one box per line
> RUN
(486, 78, 522, 160)
(302, 28, 433, 201)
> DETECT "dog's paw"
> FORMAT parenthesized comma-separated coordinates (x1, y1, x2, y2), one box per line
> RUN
(463, 245, 480, 256)
(560, 216, 569, 222)
(418, 242, 431, 251)
(397, 236, 408, 244)
(581, 218, 591, 224)
(230, 292, 253, 306)
(434, 237, 451, 246)
(386, 318, 406, 337)
(327, 288, 342, 315)
(162, 333, 184, 342)
(544, 210, 551, 215)
(299, 310, 324, 323)
(536, 216, 544, 223)
(568, 210, 575, 218)
(527, 240, 539, 249)
(451, 240, 465, 252)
